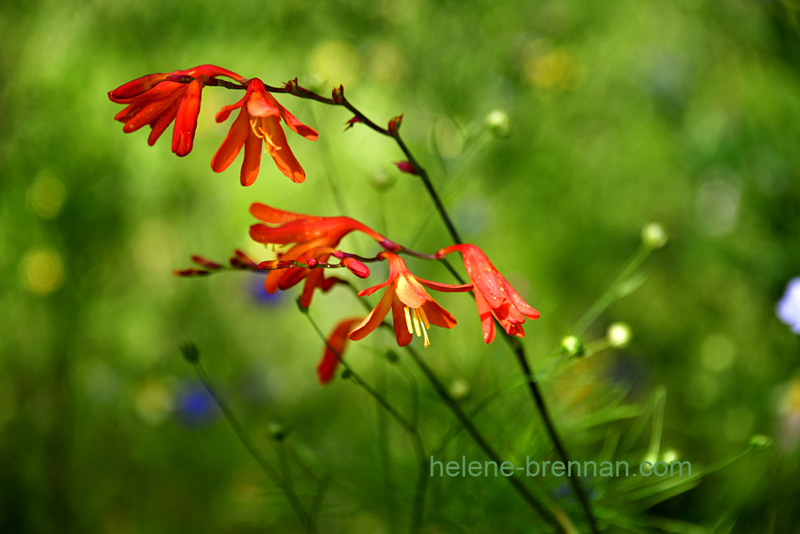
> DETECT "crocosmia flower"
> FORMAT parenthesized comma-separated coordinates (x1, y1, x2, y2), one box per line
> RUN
(249, 203, 390, 307)
(109, 65, 246, 157)
(437, 244, 540, 343)
(211, 78, 318, 186)
(349, 252, 473, 347)
(317, 317, 363, 384)
(777, 277, 800, 334)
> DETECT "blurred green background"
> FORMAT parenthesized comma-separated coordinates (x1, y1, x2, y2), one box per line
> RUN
(2, 0, 800, 532)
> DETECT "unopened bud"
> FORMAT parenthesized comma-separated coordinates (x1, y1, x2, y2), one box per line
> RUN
(284, 78, 298, 93)
(449, 378, 470, 401)
(344, 116, 362, 131)
(191, 255, 223, 270)
(748, 434, 772, 452)
(267, 420, 287, 441)
(173, 268, 210, 277)
(305, 258, 319, 268)
(342, 256, 370, 278)
(394, 161, 417, 175)
(607, 322, 632, 348)
(166, 74, 194, 84)
(560, 335, 585, 357)
(332, 84, 345, 104)
(180, 342, 200, 364)
(642, 222, 668, 249)
(388, 114, 403, 135)
(231, 249, 259, 270)
(486, 109, 511, 138)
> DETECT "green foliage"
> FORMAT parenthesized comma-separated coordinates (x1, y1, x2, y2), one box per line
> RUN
(2, 0, 800, 532)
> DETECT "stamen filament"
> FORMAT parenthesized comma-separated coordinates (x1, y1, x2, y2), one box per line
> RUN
(404, 306, 413, 335)
(412, 308, 422, 337)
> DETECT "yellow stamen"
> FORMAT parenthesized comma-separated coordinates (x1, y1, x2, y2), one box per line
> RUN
(412, 308, 422, 337)
(404, 306, 413, 335)
(418, 306, 431, 330)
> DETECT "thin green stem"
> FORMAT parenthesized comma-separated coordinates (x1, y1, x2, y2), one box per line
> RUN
(403, 344, 575, 533)
(573, 245, 652, 336)
(303, 311, 428, 533)
(190, 360, 317, 534)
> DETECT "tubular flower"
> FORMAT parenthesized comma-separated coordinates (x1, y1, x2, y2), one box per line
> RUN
(211, 78, 318, 186)
(349, 252, 473, 348)
(249, 203, 391, 306)
(437, 244, 540, 343)
(109, 65, 246, 157)
(317, 317, 363, 384)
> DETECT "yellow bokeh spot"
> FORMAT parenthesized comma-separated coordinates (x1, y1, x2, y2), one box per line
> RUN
(309, 40, 361, 87)
(134, 380, 174, 425)
(28, 172, 67, 219)
(524, 48, 579, 91)
(21, 248, 64, 295)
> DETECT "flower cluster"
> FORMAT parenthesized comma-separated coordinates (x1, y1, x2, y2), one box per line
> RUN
(111, 65, 541, 385)
(109, 66, 317, 185)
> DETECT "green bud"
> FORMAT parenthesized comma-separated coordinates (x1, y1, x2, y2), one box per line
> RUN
(486, 109, 511, 138)
(642, 222, 668, 249)
(560, 335, 585, 357)
(180, 342, 200, 364)
(748, 434, 772, 452)
(267, 420, 287, 441)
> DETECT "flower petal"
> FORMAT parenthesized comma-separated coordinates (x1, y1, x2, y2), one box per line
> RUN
(317, 318, 362, 384)
(211, 107, 251, 173)
(349, 286, 394, 341)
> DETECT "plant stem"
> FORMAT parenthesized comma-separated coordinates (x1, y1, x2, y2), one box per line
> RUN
(191, 360, 317, 534)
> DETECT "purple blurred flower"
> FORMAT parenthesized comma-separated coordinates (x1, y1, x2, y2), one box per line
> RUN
(777, 277, 800, 334)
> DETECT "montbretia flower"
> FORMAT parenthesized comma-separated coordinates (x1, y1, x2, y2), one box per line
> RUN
(249, 203, 391, 307)
(211, 78, 318, 186)
(437, 244, 540, 343)
(317, 317, 363, 384)
(109, 65, 246, 157)
(348, 252, 473, 348)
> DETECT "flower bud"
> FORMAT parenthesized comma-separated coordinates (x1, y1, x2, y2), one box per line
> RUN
(394, 161, 417, 175)
(642, 222, 668, 249)
(180, 342, 200, 364)
(332, 84, 345, 104)
(749, 434, 772, 452)
(344, 116, 362, 131)
(173, 268, 210, 277)
(267, 420, 287, 441)
(342, 256, 370, 278)
(560, 335, 585, 357)
(305, 258, 319, 268)
(283, 77, 298, 94)
(388, 114, 403, 135)
(485, 109, 511, 138)
(191, 255, 223, 270)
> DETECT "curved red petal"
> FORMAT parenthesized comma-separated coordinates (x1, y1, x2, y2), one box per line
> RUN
(210, 107, 250, 173)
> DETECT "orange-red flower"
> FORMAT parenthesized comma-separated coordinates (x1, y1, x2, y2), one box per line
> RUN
(211, 78, 318, 186)
(437, 244, 540, 343)
(249, 203, 390, 307)
(109, 65, 245, 157)
(349, 252, 473, 347)
(317, 317, 363, 384)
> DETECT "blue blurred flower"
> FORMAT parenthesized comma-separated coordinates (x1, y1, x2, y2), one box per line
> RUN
(176, 384, 218, 426)
(776, 277, 800, 334)
(251, 275, 284, 305)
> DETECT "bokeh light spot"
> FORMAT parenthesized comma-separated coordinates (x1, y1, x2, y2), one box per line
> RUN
(21, 248, 64, 295)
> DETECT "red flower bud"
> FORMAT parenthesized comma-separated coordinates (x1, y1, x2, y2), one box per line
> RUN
(387, 114, 403, 135)
(394, 161, 417, 175)
(341, 256, 370, 278)
(332, 85, 345, 104)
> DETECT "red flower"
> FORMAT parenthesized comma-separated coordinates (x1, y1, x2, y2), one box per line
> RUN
(211, 78, 318, 186)
(437, 244, 540, 343)
(317, 317, 363, 384)
(348, 252, 473, 347)
(249, 203, 390, 307)
(109, 65, 245, 157)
